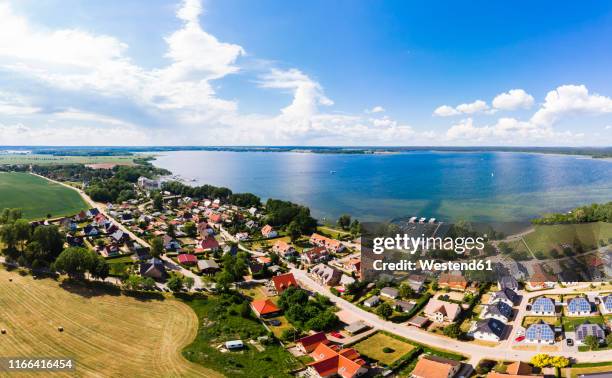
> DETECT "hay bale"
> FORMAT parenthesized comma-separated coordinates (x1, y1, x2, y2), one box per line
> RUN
(57, 326, 64, 332)
(1, 329, 6, 334)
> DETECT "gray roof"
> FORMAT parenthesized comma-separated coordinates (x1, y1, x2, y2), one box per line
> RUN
(575, 321, 605, 342)
(198, 259, 219, 270)
(499, 276, 518, 290)
(345, 321, 369, 334)
(364, 295, 380, 306)
(492, 288, 518, 303)
(483, 301, 513, 319)
(381, 287, 399, 297)
(473, 318, 505, 338)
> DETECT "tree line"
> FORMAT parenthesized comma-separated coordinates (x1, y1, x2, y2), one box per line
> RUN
(532, 202, 612, 224)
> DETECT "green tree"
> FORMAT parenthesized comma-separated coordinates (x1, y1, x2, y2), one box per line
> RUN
(91, 256, 109, 281)
(12, 219, 30, 252)
(584, 335, 600, 351)
(398, 283, 414, 299)
(166, 275, 184, 292)
(376, 302, 393, 320)
(287, 221, 302, 242)
(142, 277, 156, 290)
(183, 222, 197, 237)
(54, 247, 96, 279)
(152, 192, 163, 211)
(280, 328, 301, 342)
(349, 219, 361, 236)
(606, 333, 612, 347)
(30, 226, 64, 262)
(150, 237, 164, 258)
(337, 214, 351, 230)
(443, 323, 462, 339)
(183, 276, 195, 290)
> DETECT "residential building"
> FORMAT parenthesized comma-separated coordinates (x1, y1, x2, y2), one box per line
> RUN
(567, 297, 593, 316)
(490, 288, 519, 307)
(309, 233, 345, 253)
(261, 224, 278, 238)
(601, 295, 612, 314)
(311, 263, 342, 286)
(302, 246, 330, 265)
(470, 318, 506, 341)
(527, 265, 556, 290)
(411, 355, 462, 378)
(363, 295, 380, 308)
(197, 259, 220, 275)
(481, 301, 513, 323)
(137, 176, 160, 190)
(575, 321, 605, 346)
(380, 287, 399, 299)
(498, 276, 519, 291)
(177, 254, 197, 265)
(531, 297, 555, 316)
(438, 273, 468, 291)
(271, 273, 298, 294)
(525, 320, 555, 344)
(296, 332, 329, 353)
(423, 298, 461, 323)
(395, 300, 415, 313)
(272, 240, 296, 259)
(307, 343, 368, 378)
(140, 258, 166, 279)
(250, 299, 281, 318)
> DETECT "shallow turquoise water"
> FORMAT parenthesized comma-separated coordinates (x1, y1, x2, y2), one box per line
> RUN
(153, 151, 612, 223)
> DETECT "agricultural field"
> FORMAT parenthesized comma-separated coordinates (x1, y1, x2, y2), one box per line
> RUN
(0, 268, 217, 378)
(353, 332, 415, 366)
(0, 154, 137, 166)
(0, 172, 88, 219)
(510, 222, 612, 258)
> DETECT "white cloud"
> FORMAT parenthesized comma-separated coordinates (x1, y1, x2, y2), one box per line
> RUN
(369, 105, 385, 113)
(434, 100, 488, 116)
(0, 91, 40, 115)
(53, 109, 137, 128)
(492, 89, 534, 110)
(531, 84, 612, 126)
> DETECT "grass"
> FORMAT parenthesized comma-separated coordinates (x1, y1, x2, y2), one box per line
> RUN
(354, 332, 415, 366)
(562, 316, 605, 331)
(565, 365, 612, 378)
(181, 295, 301, 377)
(0, 154, 137, 166)
(522, 316, 561, 327)
(0, 267, 216, 377)
(514, 222, 612, 258)
(0, 172, 88, 219)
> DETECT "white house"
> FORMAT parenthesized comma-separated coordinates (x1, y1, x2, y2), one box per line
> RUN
(470, 318, 506, 342)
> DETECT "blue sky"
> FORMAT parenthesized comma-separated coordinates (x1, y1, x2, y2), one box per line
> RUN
(1, 0, 612, 146)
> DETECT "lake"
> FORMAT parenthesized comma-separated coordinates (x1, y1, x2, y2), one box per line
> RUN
(152, 150, 612, 223)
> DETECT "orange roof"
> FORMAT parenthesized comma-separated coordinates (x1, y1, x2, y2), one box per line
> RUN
(438, 273, 468, 289)
(296, 331, 328, 349)
(272, 273, 298, 294)
(261, 224, 274, 235)
(411, 356, 461, 378)
(251, 299, 280, 316)
(308, 344, 366, 378)
(311, 343, 338, 362)
(506, 361, 532, 375)
(486, 373, 543, 378)
(273, 240, 294, 253)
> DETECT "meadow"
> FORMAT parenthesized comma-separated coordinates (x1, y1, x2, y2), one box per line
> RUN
(0, 268, 218, 377)
(0, 172, 88, 219)
(0, 154, 136, 166)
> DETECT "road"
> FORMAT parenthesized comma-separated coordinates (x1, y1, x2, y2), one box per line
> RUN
(31, 173, 204, 289)
(291, 267, 612, 365)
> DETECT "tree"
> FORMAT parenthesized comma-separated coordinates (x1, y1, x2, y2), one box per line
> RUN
(150, 237, 164, 258)
(124, 275, 143, 290)
(54, 247, 96, 279)
(183, 276, 195, 290)
(90, 257, 109, 281)
(584, 335, 600, 351)
(166, 275, 184, 292)
(183, 222, 197, 237)
(443, 323, 462, 339)
(398, 283, 414, 299)
(142, 277, 156, 290)
(30, 226, 64, 262)
(12, 219, 30, 252)
(152, 192, 163, 211)
(280, 328, 301, 342)
(349, 219, 361, 236)
(530, 354, 551, 368)
(0, 208, 22, 224)
(215, 270, 233, 292)
(337, 214, 351, 230)
(606, 333, 612, 347)
(287, 221, 302, 242)
(549, 356, 570, 368)
(376, 302, 393, 320)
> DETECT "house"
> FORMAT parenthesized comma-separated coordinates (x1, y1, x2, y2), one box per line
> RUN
(302, 247, 330, 265)
(424, 298, 461, 323)
(111, 229, 127, 243)
(196, 236, 219, 252)
(197, 222, 213, 238)
(504, 361, 536, 376)
(271, 273, 298, 294)
(225, 340, 244, 350)
(531, 297, 555, 316)
(66, 234, 84, 247)
(527, 265, 556, 290)
(407, 274, 426, 292)
(481, 302, 513, 323)
(261, 224, 278, 238)
(575, 321, 605, 346)
(162, 235, 181, 251)
(339, 274, 356, 288)
(86, 208, 100, 218)
(311, 264, 342, 286)
(140, 258, 166, 279)
(75, 210, 88, 221)
(498, 276, 519, 291)
(525, 320, 555, 344)
(309, 233, 345, 253)
(363, 295, 380, 308)
(411, 355, 462, 378)
(307, 343, 368, 378)
(197, 259, 220, 275)
(395, 300, 415, 313)
(408, 316, 429, 328)
(345, 321, 370, 335)
(250, 299, 281, 318)
(296, 332, 329, 353)
(137, 176, 160, 190)
(343, 258, 361, 275)
(272, 240, 297, 259)
(83, 224, 99, 237)
(380, 287, 399, 299)
(177, 254, 198, 266)
(601, 295, 612, 314)
(567, 297, 592, 316)
(490, 288, 519, 307)
(132, 246, 151, 261)
(470, 318, 506, 341)
(438, 273, 468, 291)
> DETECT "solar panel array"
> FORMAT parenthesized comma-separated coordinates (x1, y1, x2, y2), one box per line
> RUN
(568, 298, 591, 313)
(526, 322, 555, 341)
(576, 323, 604, 341)
(604, 296, 612, 311)
(532, 297, 555, 313)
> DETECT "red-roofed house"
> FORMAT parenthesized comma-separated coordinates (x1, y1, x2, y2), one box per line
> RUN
(296, 332, 329, 353)
(250, 299, 281, 318)
(261, 225, 278, 238)
(307, 343, 368, 378)
(302, 246, 330, 265)
(271, 273, 298, 294)
(438, 273, 468, 291)
(272, 240, 297, 258)
(177, 254, 198, 265)
(196, 236, 219, 252)
(309, 233, 345, 253)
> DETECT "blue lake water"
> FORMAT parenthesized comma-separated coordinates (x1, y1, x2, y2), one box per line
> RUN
(152, 151, 612, 223)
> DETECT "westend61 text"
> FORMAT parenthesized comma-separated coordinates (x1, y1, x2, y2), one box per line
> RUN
(372, 259, 493, 272)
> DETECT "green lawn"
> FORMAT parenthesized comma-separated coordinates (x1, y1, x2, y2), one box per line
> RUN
(562, 316, 604, 331)
(522, 316, 560, 327)
(353, 332, 415, 366)
(0, 172, 88, 219)
(0, 154, 137, 166)
(181, 294, 301, 377)
(513, 223, 612, 258)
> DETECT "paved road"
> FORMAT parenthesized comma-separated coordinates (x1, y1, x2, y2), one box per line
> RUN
(291, 268, 612, 365)
(32, 173, 204, 289)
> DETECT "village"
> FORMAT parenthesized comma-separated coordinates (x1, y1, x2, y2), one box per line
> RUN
(15, 171, 609, 378)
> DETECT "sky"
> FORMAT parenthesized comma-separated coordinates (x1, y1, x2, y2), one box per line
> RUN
(1, 0, 612, 146)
